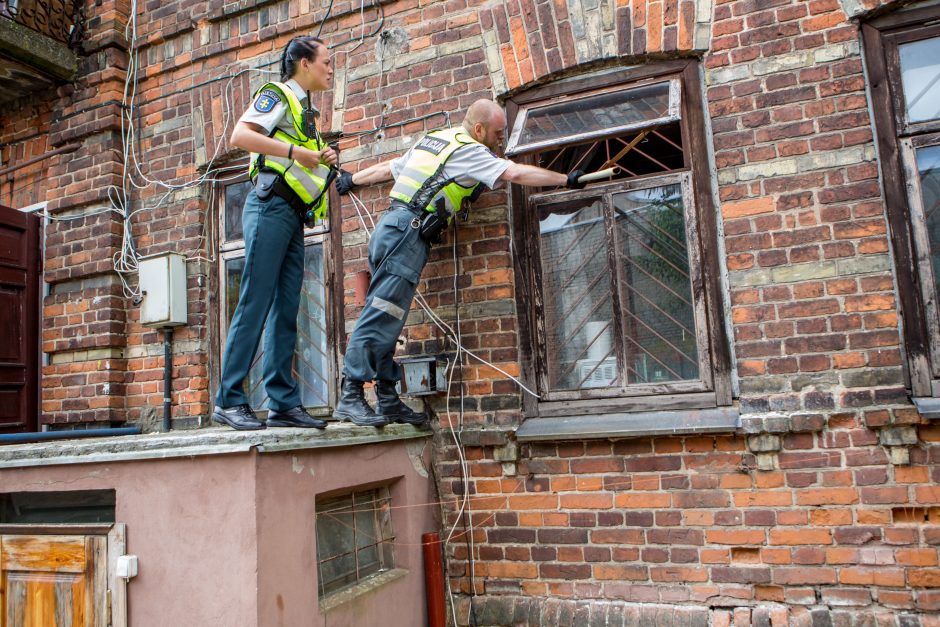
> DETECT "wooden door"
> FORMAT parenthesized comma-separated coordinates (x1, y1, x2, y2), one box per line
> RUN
(0, 205, 40, 433)
(0, 534, 106, 627)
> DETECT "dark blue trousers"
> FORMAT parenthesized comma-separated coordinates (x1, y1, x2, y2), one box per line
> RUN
(343, 206, 430, 382)
(216, 190, 305, 411)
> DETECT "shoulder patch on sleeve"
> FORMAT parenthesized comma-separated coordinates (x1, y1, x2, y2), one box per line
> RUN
(253, 89, 281, 113)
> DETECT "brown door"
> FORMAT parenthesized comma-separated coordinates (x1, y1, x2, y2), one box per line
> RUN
(0, 205, 40, 433)
(0, 534, 106, 626)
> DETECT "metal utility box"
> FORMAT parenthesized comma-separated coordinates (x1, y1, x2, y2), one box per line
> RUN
(139, 253, 187, 327)
(398, 356, 448, 396)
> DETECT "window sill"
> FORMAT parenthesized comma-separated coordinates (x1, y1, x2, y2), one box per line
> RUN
(515, 406, 740, 442)
(912, 397, 940, 419)
(0, 424, 432, 469)
(319, 568, 408, 612)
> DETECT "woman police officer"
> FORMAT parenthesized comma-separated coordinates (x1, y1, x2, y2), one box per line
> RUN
(212, 36, 337, 430)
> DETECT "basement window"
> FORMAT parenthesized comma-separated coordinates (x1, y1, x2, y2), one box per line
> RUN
(508, 60, 732, 418)
(218, 176, 335, 412)
(0, 490, 116, 524)
(315, 486, 396, 601)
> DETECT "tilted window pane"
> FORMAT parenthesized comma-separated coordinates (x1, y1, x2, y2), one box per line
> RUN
(900, 36, 940, 124)
(223, 243, 330, 409)
(613, 184, 699, 384)
(508, 82, 675, 154)
(917, 145, 940, 323)
(539, 197, 620, 390)
(224, 180, 252, 242)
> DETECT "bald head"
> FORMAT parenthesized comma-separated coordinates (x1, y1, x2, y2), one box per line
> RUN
(463, 99, 507, 153)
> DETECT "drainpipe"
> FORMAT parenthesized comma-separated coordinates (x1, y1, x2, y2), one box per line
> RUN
(0, 143, 81, 178)
(163, 327, 173, 431)
(0, 427, 141, 444)
(422, 532, 446, 627)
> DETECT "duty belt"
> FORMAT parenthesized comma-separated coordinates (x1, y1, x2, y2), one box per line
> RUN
(270, 176, 311, 218)
(390, 199, 425, 216)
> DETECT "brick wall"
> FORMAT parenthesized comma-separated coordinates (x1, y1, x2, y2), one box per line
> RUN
(3, 0, 938, 622)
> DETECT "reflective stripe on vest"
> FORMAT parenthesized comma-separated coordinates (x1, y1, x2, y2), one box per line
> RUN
(389, 127, 482, 217)
(248, 81, 330, 220)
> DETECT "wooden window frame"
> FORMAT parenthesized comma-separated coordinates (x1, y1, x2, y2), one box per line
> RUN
(214, 164, 344, 411)
(507, 59, 732, 418)
(863, 5, 940, 397)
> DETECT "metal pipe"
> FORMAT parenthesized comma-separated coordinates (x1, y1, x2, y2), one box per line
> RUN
(0, 427, 141, 444)
(163, 328, 173, 431)
(422, 532, 446, 627)
(0, 143, 82, 178)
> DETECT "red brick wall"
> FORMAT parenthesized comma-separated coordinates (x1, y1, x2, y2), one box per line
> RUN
(5, 0, 938, 621)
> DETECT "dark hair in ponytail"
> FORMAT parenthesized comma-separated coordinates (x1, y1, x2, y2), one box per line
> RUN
(280, 36, 324, 82)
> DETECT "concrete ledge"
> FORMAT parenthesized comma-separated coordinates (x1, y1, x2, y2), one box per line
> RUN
(912, 397, 940, 420)
(0, 18, 77, 81)
(319, 568, 408, 613)
(0, 424, 432, 469)
(515, 407, 740, 442)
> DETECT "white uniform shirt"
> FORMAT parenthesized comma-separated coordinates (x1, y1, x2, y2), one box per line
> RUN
(238, 78, 320, 136)
(390, 127, 511, 190)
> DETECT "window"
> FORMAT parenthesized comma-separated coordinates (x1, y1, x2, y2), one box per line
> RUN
(218, 177, 336, 411)
(315, 486, 395, 598)
(864, 4, 940, 399)
(508, 60, 731, 415)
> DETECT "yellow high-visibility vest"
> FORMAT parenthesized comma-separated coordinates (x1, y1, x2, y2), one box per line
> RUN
(248, 81, 330, 220)
(389, 127, 483, 219)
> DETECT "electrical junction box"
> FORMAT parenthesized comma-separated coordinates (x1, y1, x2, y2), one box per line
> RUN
(116, 555, 138, 579)
(139, 252, 187, 327)
(398, 356, 448, 396)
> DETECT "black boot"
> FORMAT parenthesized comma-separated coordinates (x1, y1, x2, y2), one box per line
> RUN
(333, 378, 387, 427)
(375, 381, 428, 426)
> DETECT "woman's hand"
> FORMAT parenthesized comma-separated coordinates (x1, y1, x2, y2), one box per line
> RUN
(295, 146, 337, 169)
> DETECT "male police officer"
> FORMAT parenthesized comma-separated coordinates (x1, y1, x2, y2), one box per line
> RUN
(332, 99, 585, 427)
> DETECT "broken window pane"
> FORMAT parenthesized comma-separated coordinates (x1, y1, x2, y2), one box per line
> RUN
(900, 36, 940, 124)
(614, 184, 699, 384)
(507, 81, 678, 155)
(534, 122, 684, 188)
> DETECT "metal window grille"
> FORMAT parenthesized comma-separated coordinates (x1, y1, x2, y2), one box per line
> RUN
(315, 487, 395, 598)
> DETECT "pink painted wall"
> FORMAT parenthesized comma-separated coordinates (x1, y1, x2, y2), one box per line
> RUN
(0, 438, 436, 627)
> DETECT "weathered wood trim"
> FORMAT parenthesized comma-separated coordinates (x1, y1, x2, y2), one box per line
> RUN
(681, 61, 733, 405)
(510, 59, 691, 106)
(538, 391, 718, 418)
(0, 524, 114, 535)
(862, 21, 933, 396)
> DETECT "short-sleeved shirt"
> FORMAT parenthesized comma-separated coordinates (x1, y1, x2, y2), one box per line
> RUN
(238, 79, 320, 136)
(390, 129, 512, 191)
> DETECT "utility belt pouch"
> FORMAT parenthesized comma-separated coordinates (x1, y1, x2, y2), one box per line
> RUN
(254, 170, 278, 201)
(418, 210, 449, 244)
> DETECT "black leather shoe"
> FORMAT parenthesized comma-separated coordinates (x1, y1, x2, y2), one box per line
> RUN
(267, 406, 328, 429)
(333, 378, 388, 427)
(375, 380, 429, 426)
(212, 404, 265, 430)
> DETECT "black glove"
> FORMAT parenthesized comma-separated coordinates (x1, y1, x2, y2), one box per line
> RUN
(566, 169, 586, 189)
(335, 169, 355, 195)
